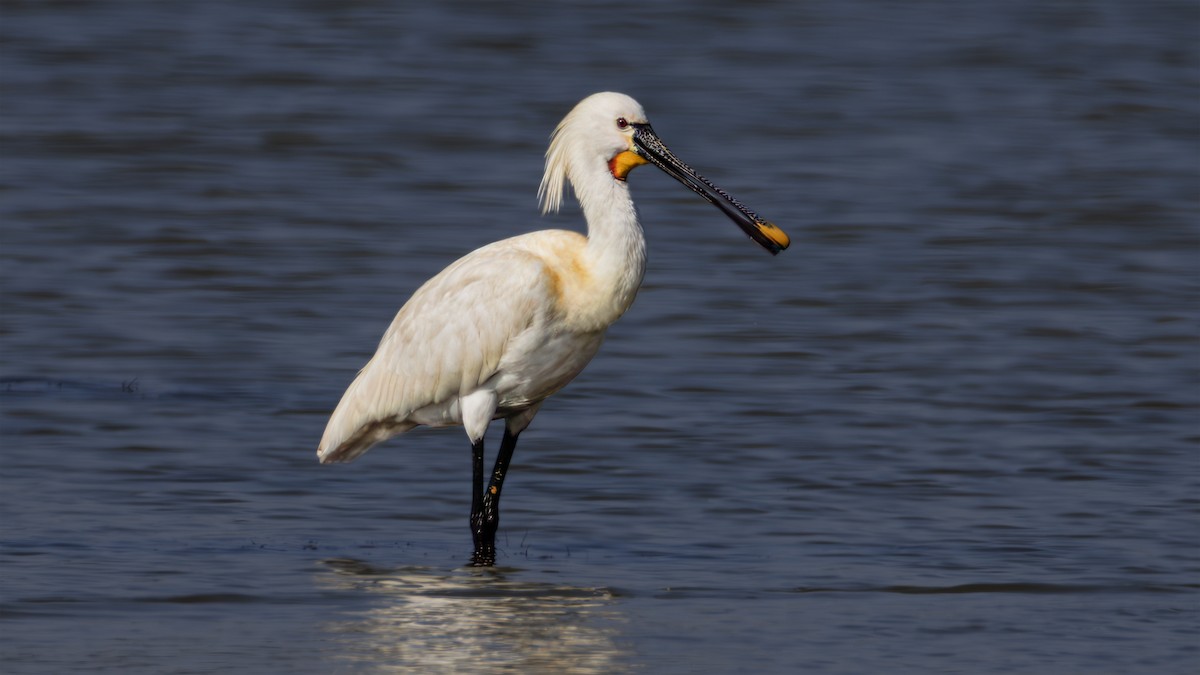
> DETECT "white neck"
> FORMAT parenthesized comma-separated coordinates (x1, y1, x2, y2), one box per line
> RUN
(576, 168, 647, 326)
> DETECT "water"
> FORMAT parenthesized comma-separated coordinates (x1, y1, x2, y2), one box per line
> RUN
(2, 1, 1197, 672)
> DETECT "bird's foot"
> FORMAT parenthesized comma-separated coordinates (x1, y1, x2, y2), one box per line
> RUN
(469, 549, 496, 567)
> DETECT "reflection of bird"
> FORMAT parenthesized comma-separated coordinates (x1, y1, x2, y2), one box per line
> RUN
(320, 561, 623, 672)
(317, 92, 789, 566)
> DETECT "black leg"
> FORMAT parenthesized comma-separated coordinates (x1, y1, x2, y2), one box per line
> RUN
(469, 437, 486, 561)
(470, 427, 521, 566)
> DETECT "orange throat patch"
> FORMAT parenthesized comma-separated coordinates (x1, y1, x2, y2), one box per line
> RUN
(608, 150, 648, 181)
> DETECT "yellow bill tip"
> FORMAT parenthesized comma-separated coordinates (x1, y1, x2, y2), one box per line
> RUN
(755, 219, 790, 251)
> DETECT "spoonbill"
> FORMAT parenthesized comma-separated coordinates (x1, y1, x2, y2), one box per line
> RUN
(318, 92, 789, 566)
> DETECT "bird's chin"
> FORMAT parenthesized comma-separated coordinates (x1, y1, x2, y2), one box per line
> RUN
(608, 150, 649, 182)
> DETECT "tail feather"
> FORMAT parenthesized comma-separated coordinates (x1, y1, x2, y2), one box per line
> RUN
(317, 363, 416, 463)
(317, 417, 415, 464)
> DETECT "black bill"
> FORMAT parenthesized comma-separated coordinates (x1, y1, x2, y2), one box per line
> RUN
(631, 123, 790, 255)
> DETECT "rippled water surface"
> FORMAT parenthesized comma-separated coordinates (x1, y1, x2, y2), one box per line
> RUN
(3, 1, 1198, 673)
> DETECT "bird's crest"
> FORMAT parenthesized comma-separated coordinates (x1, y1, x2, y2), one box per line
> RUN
(537, 110, 574, 215)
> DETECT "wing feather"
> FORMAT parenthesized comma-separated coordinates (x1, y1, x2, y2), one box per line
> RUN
(317, 237, 563, 463)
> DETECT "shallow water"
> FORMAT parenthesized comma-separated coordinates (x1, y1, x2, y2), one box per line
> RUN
(2, 1, 1198, 673)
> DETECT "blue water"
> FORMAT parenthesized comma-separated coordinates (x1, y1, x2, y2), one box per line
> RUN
(2, 1, 1197, 673)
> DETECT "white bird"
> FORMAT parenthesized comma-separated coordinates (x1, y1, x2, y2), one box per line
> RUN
(318, 92, 789, 566)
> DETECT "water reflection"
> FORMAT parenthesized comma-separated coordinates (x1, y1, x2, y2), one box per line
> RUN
(318, 559, 628, 674)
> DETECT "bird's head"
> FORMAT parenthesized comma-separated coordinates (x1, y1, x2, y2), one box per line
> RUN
(538, 92, 789, 255)
(538, 92, 648, 214)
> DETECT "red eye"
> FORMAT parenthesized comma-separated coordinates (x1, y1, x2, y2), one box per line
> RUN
(616, 117, 628, 129)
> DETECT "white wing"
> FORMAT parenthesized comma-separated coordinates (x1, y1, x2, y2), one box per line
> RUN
(317, 235, 566, 463)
